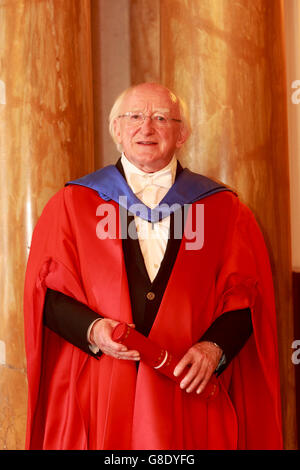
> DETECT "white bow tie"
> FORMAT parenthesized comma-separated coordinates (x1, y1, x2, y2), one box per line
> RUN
(128, 170, 173, 195)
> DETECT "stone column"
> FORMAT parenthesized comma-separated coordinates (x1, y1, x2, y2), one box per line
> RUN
(0, 0, 94, 449)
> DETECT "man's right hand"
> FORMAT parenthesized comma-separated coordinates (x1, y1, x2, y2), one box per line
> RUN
(89, 318, 140, 361)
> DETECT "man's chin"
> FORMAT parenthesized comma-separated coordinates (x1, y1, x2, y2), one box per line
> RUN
(137, 159, 171, 173)
(135, 145, 159, 157)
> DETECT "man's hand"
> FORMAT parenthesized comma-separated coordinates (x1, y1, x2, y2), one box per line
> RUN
(90, 319, 140, 361)
(173, 341, 223, 394)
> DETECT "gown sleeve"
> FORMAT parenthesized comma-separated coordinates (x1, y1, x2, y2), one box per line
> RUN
(213, 198, 283, 449)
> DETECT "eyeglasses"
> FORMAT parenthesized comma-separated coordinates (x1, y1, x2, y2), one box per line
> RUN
(117, 112, 182, 127)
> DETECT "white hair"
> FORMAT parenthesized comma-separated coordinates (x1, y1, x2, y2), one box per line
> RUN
(108, 84, 192, 152)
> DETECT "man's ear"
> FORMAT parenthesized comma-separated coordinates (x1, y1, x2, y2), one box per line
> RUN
(113, 119, 122, 144)
(176, 125, 190, 149)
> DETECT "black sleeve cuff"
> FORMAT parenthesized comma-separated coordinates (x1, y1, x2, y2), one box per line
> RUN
(200, 307, 253, 374)
(43, 288, 103, 357)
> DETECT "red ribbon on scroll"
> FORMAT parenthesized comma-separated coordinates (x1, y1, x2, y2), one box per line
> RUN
(112, 322, 219, 399)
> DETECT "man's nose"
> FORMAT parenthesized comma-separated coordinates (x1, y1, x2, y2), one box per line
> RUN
(140, 116, 155, 134)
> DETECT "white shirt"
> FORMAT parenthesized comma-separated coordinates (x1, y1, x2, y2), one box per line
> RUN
(87, 154, 177, 350)
(121, 153, 177, 282)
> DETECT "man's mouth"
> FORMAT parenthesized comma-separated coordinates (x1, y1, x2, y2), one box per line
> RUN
(136, 141, 158, 145)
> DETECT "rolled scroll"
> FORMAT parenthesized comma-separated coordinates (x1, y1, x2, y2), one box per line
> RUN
(112, 322, 218, 399)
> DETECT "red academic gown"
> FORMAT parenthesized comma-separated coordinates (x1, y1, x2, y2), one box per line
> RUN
(24, 184, 283, 450)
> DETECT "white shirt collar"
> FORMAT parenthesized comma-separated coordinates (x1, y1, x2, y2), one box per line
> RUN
(121, 153, 177, 194)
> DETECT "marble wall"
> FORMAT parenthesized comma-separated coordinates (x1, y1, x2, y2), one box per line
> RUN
(284, 0, 300, 273)
(0, 0, 94, 449)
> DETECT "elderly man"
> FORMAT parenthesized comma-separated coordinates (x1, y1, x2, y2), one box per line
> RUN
(24, 83, 283, 450)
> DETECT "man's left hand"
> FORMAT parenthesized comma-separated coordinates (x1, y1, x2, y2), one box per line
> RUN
(173, 341, 223, 395)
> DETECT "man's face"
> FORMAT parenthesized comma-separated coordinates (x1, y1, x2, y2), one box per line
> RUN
(114, 84, 189, 172)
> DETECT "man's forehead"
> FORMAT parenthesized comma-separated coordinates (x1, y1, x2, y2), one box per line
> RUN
(122, 85, 179, 111)
(130, 107, 171, 114)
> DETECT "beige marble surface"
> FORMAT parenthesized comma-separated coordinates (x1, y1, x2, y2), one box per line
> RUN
(0, 0, 94, 449)
(284, 0, 300, 273)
